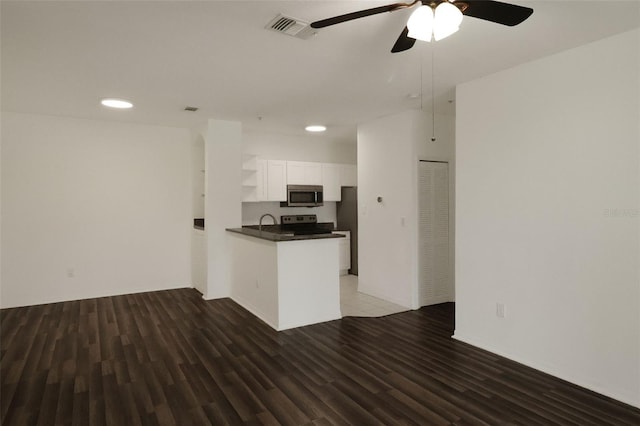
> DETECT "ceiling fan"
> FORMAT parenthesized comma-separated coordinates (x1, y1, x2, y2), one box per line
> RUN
(310, 0, 534, 53)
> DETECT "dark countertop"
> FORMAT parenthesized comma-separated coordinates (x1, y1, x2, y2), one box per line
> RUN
(226, 226, 345, 242)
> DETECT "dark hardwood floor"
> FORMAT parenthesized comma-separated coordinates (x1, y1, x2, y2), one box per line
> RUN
(2, 288, 639, 425)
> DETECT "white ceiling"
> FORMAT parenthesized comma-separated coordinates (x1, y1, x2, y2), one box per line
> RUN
(2, 1, 639, 144)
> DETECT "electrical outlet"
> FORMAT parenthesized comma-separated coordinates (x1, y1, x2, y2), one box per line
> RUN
(496, 303, 506, 318)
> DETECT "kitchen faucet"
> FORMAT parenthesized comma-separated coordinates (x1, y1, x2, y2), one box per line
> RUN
(259, 213, 277, 232)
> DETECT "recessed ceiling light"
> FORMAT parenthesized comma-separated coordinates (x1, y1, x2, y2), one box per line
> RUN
(101, 98, 133, 109)
(305, 125, 326, 132)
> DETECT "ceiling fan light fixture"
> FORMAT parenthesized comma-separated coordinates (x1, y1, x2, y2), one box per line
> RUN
(407, 5, 434, 42)
(407, 2, 463, 43)
(433, 1, 463, 41)
(311, 0, 532, 54)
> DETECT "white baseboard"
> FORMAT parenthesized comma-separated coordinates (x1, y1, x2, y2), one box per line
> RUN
(230, 295, 279, 330)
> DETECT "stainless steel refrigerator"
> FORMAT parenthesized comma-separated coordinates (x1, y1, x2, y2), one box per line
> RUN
(337, 186, 358, 275)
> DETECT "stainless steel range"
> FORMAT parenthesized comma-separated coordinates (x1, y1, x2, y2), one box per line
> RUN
(280, 214, 333, 235)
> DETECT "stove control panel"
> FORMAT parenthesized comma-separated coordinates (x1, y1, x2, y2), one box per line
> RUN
(281, 214, 317, 225)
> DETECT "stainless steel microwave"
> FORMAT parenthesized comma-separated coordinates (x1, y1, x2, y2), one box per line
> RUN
(283, 185, 323, 207)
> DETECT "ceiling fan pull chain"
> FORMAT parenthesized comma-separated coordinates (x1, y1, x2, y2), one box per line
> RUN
(420, 49, 424, 112)
(431, 45, 436, 142)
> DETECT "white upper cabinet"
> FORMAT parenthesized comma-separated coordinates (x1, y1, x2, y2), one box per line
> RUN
(322, 163, 342, 202)
(306, 163, 322, 185)
(286, 161, 305, 184)
(287, 161, 322, 185)
(341, 164, 357, 187)
(266, 160, 287, 201)
(256, 159, 268, 201)
(244, 159, 286, 202)
(244, 157, 356, 203)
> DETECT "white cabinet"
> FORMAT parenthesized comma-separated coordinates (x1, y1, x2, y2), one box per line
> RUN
(287, 161, 353, 202)
(333, 231, 351, 275)
(307, 163, 322, 185)
(322, 163, 342, 202)
(341, 164, 357, 187)
(266, 160, 287, 201)
(244, 158, 286, 202)
(256, 159, 268, 201)
(245, 157, 356, 203)
(286, 161, 306, 184)
(287, 161, 322, 185)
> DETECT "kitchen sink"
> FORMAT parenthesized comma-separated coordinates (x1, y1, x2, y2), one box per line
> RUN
(242, 225, 294, 236)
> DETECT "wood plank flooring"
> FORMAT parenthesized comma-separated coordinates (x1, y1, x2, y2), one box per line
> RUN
(2, 288, 639, 425)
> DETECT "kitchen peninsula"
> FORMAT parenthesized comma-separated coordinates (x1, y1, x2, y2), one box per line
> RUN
(226, 215, 344, 331)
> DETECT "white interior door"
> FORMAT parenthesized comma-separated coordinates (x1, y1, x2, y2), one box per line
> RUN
(418, 161, 452, 306)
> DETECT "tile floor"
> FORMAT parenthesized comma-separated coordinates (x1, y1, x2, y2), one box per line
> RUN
(340, 274, 409, 317)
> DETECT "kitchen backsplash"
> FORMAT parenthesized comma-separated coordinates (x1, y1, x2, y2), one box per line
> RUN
(242, 202, 337, 226)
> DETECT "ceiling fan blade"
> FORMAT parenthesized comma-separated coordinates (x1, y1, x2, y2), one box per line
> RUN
(462, 0, 533, 26)
(391, 27, 416, 53)
(310, 2, 416, 29)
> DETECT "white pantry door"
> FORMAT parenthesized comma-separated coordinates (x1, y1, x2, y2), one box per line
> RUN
(418, 161, 452, 306)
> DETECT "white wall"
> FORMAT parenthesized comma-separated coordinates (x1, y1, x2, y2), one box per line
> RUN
(357, 109, 455, 308)
(243, 130, 356, 164)
(1, 112, 191, 308)
(204, 119, 242, 299)
(455, 29, 640, 408)
(191, 132, 205, 218)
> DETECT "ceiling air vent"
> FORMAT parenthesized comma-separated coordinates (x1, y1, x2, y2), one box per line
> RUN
(266, 14, 317, 40)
